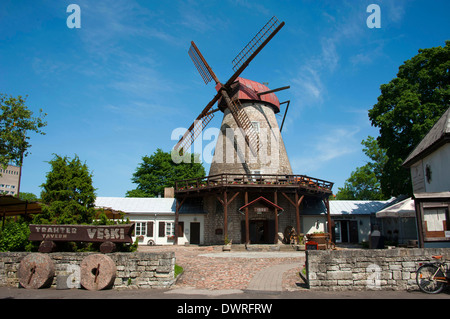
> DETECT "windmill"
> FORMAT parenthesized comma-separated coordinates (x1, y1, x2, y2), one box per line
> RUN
(174, 16, 292, 175)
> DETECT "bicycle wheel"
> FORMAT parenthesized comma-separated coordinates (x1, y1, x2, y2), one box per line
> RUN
(416, 264, 446, 294)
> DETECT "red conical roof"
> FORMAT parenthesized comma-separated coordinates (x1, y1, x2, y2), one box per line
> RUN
(216, 77, 281, 113)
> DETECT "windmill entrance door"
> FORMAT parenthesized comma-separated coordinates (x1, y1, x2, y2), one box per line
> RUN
(242, 220, 275, 244)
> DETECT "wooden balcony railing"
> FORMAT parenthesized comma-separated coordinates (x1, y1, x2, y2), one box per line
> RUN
(174, 173, 333, 193)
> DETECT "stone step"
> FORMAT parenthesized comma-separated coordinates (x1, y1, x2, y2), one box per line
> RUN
(228, 244, 298, 252)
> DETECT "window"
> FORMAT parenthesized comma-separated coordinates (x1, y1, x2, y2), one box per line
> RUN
(135, 222, 147, 236)
(251, 121, 260, 134)
(166, 222, 175, 237)
(424, 209, 446, 232)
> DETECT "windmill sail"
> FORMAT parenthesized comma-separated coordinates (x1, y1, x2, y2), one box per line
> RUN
(227, 16, 284, 86)
(232, 16, 282, 71)
(174, 93, 221, 153)
(175, 16, 285, 156)
(188, 41, 219, 85)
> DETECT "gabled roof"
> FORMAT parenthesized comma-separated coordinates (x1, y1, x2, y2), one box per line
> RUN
(403, 107, 450, 167)
(95, 197, 176, 214)
(329, 200, 392, 215)
(239, 196, 283, 211)
(95, 197, 206, 215)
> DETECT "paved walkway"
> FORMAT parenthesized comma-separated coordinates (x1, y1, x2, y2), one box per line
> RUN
(246, 263, 299, 292)
(138, 245, 306, 293)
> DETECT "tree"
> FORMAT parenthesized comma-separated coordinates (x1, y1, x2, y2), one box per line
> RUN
(0, 94, 47, 170)
(336, 136, 388, 200)
(34, 154, 96, 225)
(0, 219, 31, 252)
(17, 192, 39, 202)
(126, 148, 205, 197)
(368, 41, 450, 197)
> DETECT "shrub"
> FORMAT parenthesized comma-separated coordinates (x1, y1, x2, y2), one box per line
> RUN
(0, 221, 31, 252)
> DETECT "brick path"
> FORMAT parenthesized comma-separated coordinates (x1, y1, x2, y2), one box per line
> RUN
(138, 245, 306, 291)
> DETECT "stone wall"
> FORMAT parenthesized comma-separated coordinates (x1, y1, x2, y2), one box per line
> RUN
(0, 251, 175, 289)
(306, 248, 450, 291)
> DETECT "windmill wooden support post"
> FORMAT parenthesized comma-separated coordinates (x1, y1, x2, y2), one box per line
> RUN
(245, 191, 249, 244)
(217, 191, 240, 244)
(274, 191, 279, 244)
(281, 192, 304, 237)
(174, 197, 186, 245)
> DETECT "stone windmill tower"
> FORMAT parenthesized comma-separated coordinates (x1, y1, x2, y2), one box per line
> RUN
(209, 76, 292, 176)
(174, 16, 292, 176)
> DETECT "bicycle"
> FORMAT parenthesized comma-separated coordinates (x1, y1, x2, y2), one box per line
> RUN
(416, 255, 450, 294)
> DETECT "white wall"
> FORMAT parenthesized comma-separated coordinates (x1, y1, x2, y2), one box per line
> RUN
(126, 213, 205, 246)
(303, 215, 372, 243)
(422, 143, 450, 193)
(302, 216, 327, 234)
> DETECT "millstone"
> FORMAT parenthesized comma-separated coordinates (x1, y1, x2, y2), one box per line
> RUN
(80, 254, 116, 291)
(18, 253, 55, 289)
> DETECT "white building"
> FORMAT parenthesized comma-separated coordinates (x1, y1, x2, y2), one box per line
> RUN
(403, 107, 450, 194)
(301, 199, 392, 244)
(403, 107, 450, 248)
(95, 197, 205, 246)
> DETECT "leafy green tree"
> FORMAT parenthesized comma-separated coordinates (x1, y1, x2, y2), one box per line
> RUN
(126, 148, 205, 197)
(0, 219, 31, 252)
(0, 94, 47, 170)
(336, 136, 388, 200)
(368, 41, 450, 197)
(34, 154, 96, 225)
(17, 192, 39, 202)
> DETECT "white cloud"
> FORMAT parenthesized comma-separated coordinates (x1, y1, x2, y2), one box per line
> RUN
(290, 126, 360, 174)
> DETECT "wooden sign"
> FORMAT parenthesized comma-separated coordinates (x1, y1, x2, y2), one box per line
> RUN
(305, 241, 318, 250)
(29, 224, 135, 243)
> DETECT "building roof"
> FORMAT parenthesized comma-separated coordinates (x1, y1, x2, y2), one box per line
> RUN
(95, 197, 176, 214)
(217, 77, 281, 113)
(414, 191, 450, 200)
(95, 197, 206, 215)
(403, 107, 450, 167)
(0, 195, 42, 217)
(329, 200, 392, 215)
(239, 196, 284, 212)
(376, 197, 415, 218)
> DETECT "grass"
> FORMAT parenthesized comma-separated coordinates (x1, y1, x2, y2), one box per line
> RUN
(174, 264, 184, 278)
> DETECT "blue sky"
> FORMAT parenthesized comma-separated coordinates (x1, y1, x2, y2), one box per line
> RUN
(1, 0, 449, 198)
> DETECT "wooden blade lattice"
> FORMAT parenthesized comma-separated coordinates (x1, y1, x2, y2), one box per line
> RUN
(174, 93, 221, 153)
(221, 92, 259, 156)
(175, 112, 215, 154)
(188, 42, 215, 85)
(232, 16, 281, 72)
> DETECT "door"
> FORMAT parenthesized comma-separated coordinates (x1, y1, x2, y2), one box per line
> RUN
(341, 221, 349, 243)
(349, 221, 359, 243)
(334, 220, 359, 243)
(334, 221, 342, 243)
(190, 222, 200, 245)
